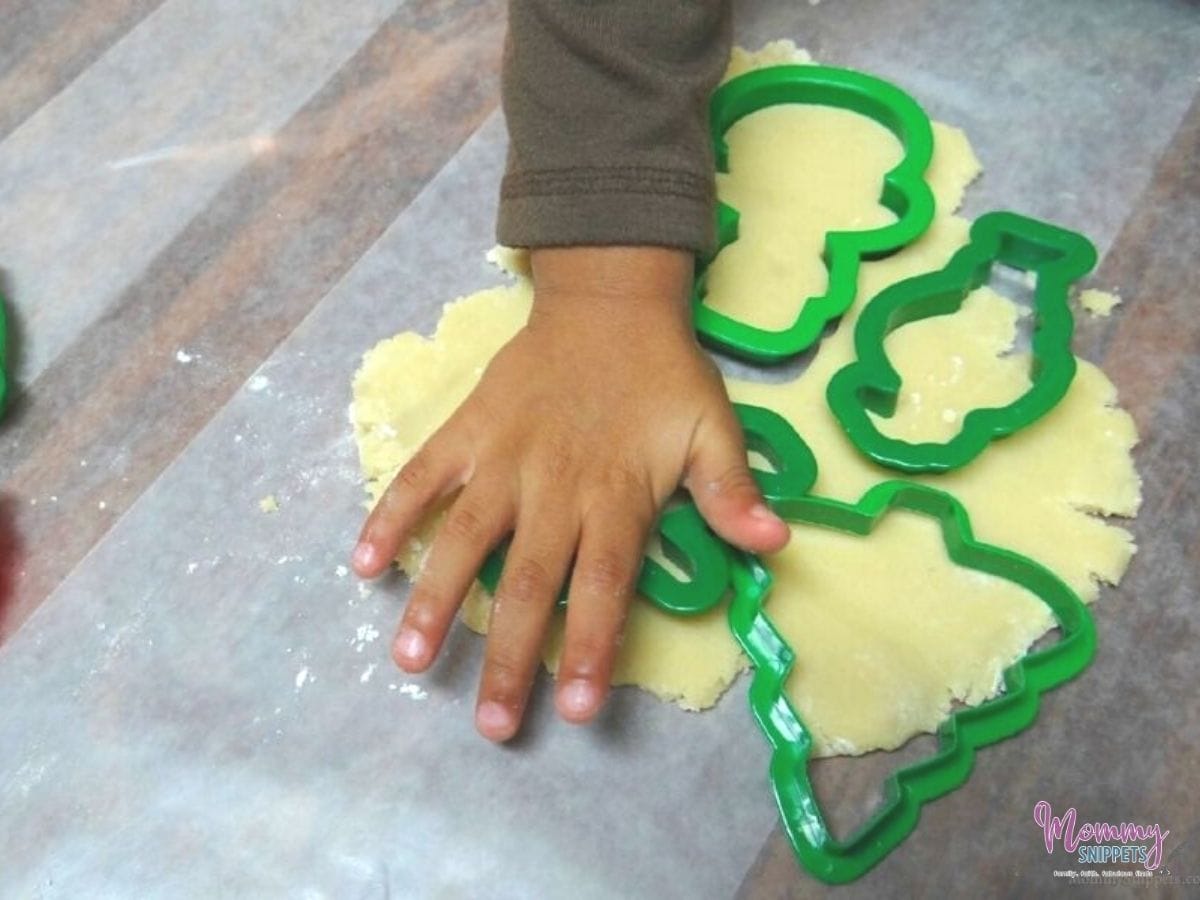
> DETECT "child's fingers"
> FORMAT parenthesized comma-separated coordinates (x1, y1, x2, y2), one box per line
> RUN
(684, 408, 790, 554)
(475, 510, 576, 742)
(554, 500, 652, 724)
(353, 433, 466, 578)
(392, 479, 514, 673)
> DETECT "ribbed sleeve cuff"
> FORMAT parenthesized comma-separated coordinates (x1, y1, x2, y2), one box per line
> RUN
(497, 166, 717, 254)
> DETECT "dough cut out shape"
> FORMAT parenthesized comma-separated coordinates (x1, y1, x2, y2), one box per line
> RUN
(693, 64, 936, 362)
(351, 45, 1140, 754)
(826, 211, 1097, 472)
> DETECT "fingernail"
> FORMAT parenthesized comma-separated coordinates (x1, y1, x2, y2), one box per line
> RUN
(476, 701, 513, 738)
(559, 679, 599, 719)
(395, 629, 427, 665)
(353, 541, 377, 572)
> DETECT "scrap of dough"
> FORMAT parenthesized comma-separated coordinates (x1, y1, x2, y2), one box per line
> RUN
(351, 48, 1141, 754)
(1078, 288, 1122, 317)
(258, 495, 279, 514)
(724, 39, 813, 80)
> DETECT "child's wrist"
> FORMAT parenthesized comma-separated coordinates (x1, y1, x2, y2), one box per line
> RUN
(529, 245, 694, 336)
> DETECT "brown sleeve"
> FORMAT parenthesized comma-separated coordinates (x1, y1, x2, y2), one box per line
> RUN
(497, 0, 733, 255)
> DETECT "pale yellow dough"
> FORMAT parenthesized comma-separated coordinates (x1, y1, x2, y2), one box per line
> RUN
(351, 47, 1141, 754)
(1078, 288, 1122, 317)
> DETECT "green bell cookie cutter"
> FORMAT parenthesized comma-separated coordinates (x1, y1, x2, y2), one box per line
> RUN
(826, 210, 1097, 472)
(728, 480, 1096, 884)
(693, 64, 937, 363)
(476, 404, 814, 616)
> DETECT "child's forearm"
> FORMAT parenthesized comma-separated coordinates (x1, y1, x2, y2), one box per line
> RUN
(497, 0, 733, 255)
(354, 4, 764, 743)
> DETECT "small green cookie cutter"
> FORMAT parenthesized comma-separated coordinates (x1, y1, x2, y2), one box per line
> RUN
(476, 404, 814, 615)
(827, 210, 1097, 472)
(727, 479, 1095, 884)
(693, 64, 937, 363)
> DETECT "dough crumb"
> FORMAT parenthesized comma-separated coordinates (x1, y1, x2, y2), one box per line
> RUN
(258, 495, 279, 514)
(724, 40, 812, 80)
(486, 244, 531, 278)
(1078, 288, 1122, 317)
(175, 349, 195, 364)
(248, 374, 271, 392)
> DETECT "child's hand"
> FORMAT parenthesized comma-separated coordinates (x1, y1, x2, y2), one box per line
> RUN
(352, 246, 789, 741)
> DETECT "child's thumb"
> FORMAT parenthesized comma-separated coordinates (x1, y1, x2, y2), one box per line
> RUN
(684, 412, 790, 554)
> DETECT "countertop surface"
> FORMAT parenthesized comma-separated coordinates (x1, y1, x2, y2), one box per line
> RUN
(1, 1, 1197, 897)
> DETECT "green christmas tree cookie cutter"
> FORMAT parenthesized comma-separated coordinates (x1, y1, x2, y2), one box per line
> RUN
(826, 210, 1098, 472)
(693, 64, 937, 363)
(727, 476, 1096, 884)
(476, 404, 814, 616)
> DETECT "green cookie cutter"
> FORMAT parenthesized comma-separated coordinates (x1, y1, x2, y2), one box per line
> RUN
(826, 210, 1097, 472)
(693, 64, 937, 363)
(728, 478, 1096, 884)
(476, 403, 814, 616)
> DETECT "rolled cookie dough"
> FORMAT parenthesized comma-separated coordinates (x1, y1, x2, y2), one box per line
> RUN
(351, 48, 1140, 755)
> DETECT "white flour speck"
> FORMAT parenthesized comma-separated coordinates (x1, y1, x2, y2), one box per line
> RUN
(186, 562, 199, 575)
(398, 683, 428, 700)
(360, 663, 378, 684)
(294, 667, 310, 690)
(248, 375, 271, 392)
(176, 349, 194, 364)
(352, 623, 381, 652)
(97, 501, 106, 510)
(335, 565, 348, 578)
